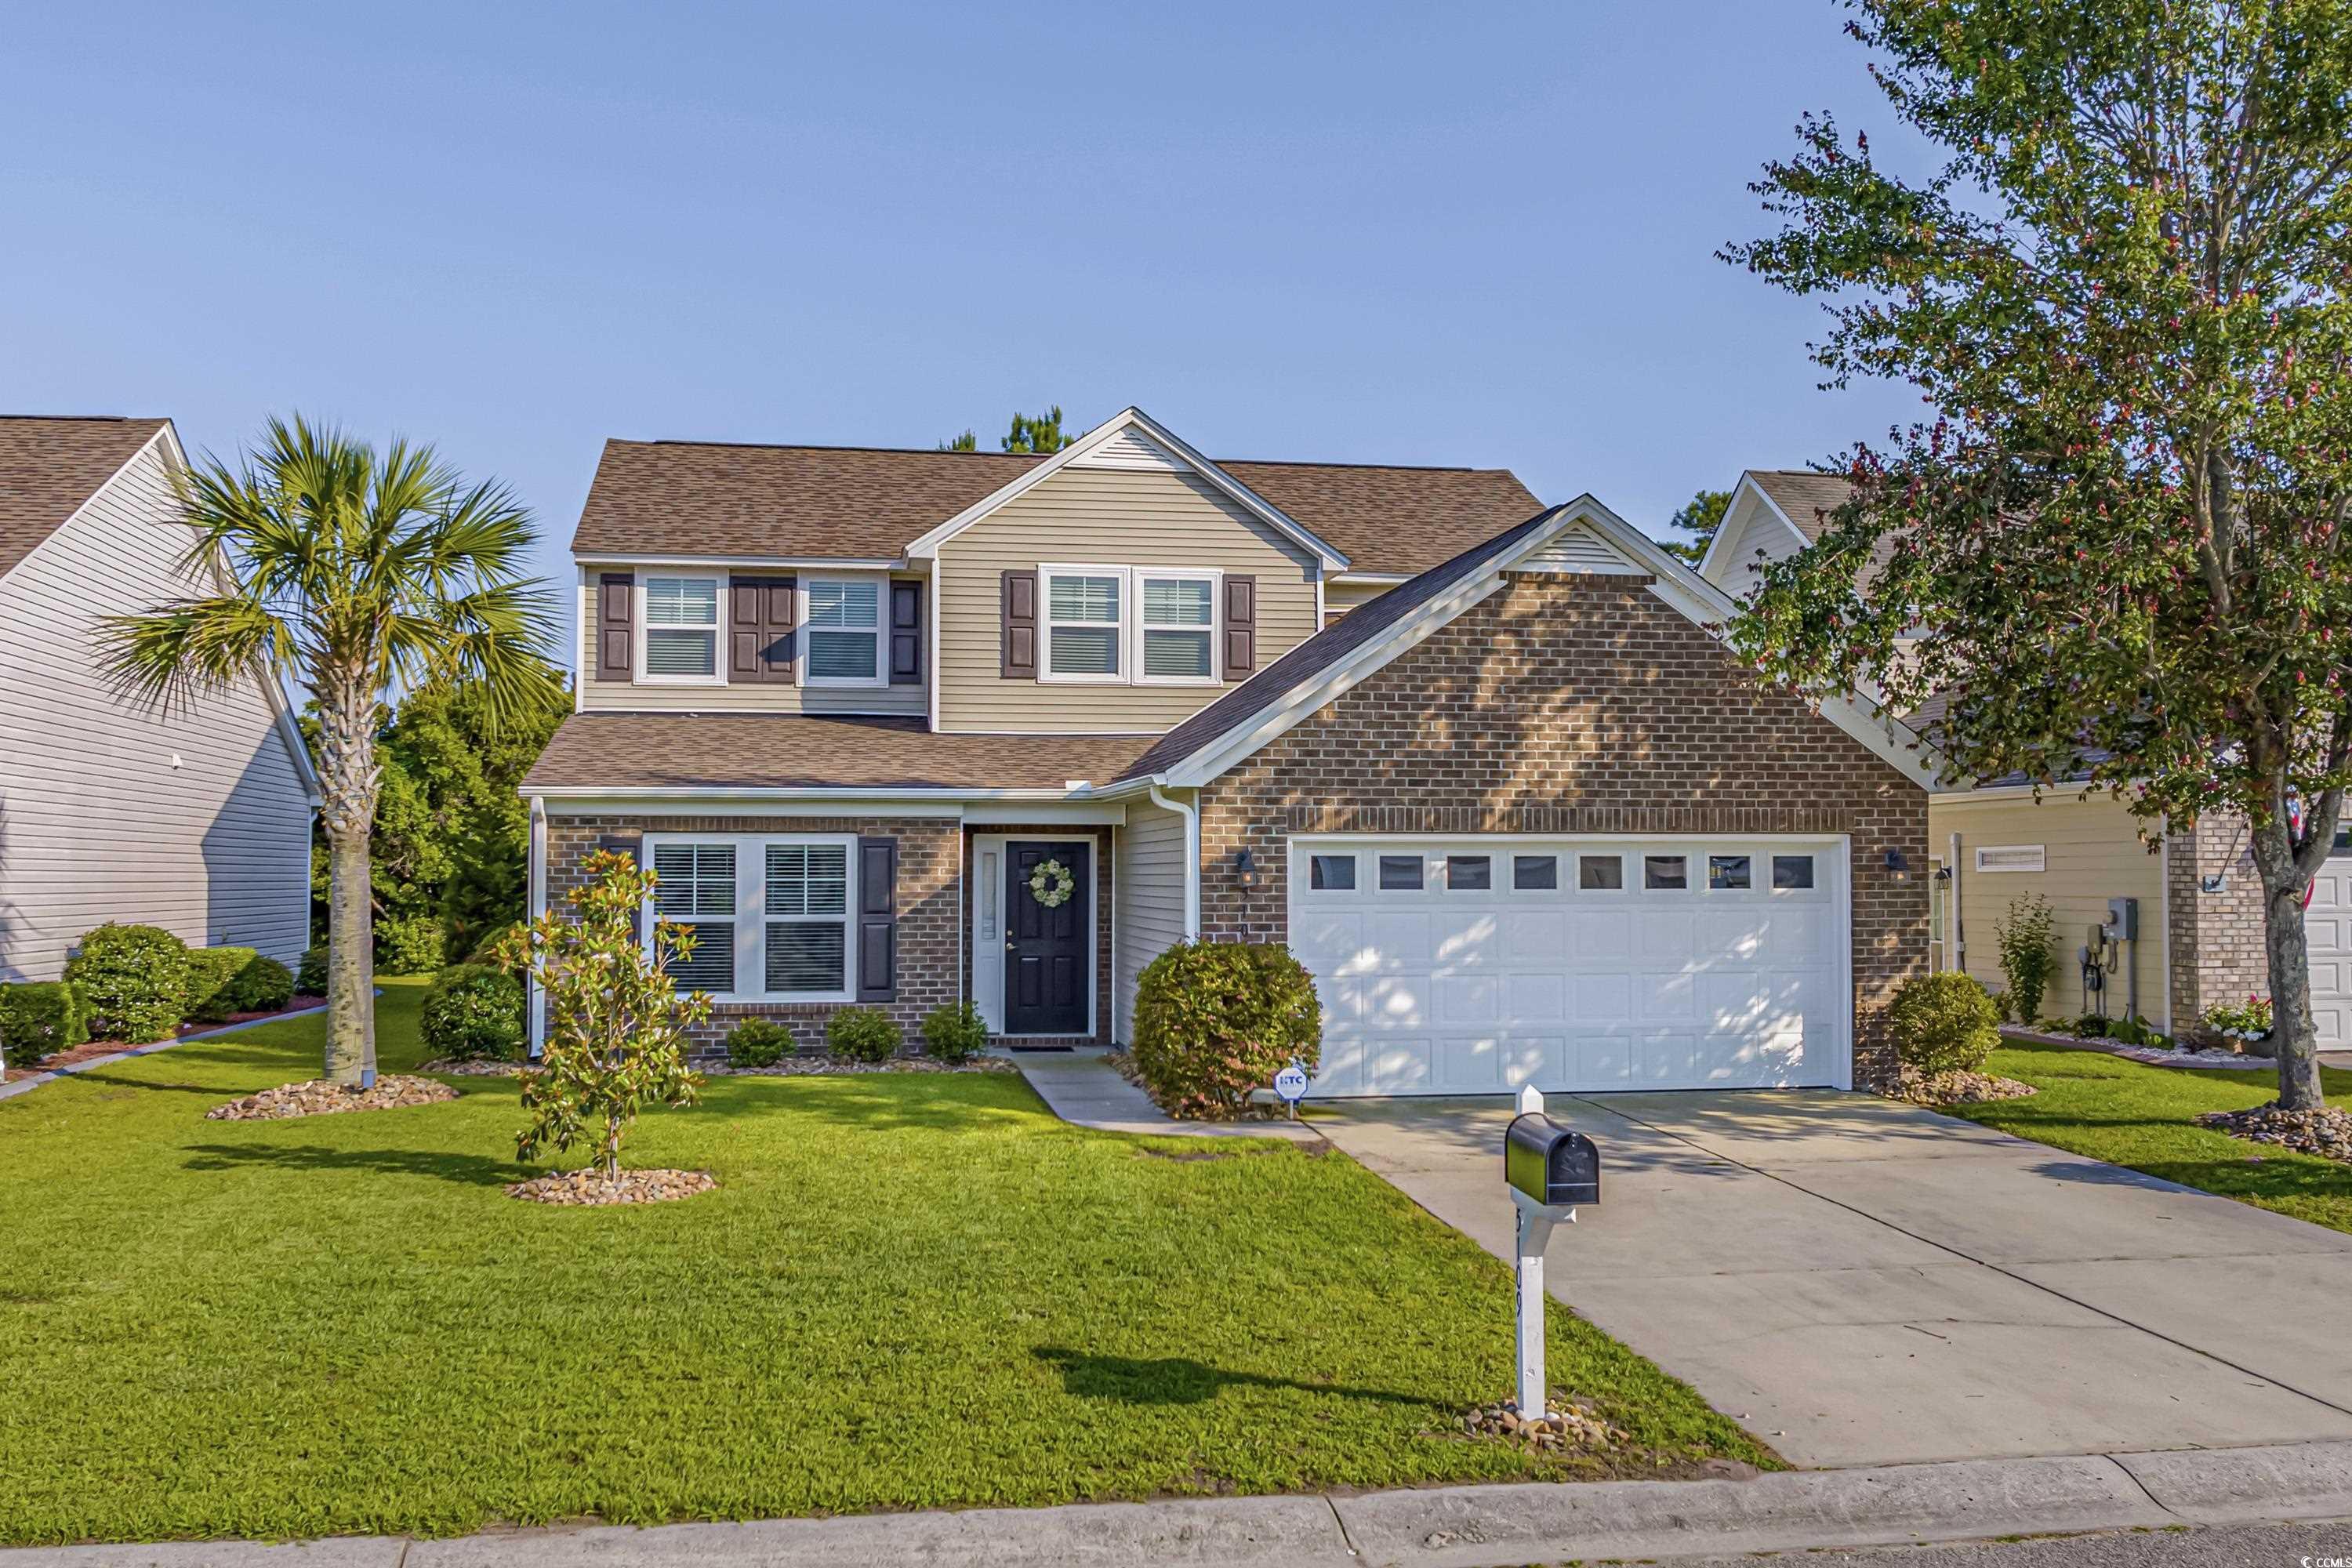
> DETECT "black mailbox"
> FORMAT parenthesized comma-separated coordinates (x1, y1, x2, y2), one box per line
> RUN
(1505, 1113, 1600, 1208)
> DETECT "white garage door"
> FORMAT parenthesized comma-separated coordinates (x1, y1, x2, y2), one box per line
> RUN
(1288, 837, 1850, 1097)
(2309, 848, 2352, 1049)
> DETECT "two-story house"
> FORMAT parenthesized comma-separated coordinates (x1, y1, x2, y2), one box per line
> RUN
(522, 409, 1936, 1095)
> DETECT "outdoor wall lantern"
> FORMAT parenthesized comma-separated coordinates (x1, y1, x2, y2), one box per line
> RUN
(1233, 848, 1258, 887)
(1884, 848, 1912, 880)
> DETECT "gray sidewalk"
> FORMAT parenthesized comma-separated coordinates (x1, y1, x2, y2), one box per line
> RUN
(14, 1440, 2352, 1568)
(1010, 1048, 1319, 1141)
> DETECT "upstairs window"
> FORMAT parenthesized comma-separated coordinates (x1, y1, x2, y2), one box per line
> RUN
(1138, 574, 1217, 684)
(642, 575, 720, 681)
(1044, 571, 1123, 680)
(804, 578, 882, 684)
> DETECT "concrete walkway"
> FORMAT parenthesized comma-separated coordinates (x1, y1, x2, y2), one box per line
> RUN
(1011, 1048, 1319, 1140)
(1316, 1090, 2352, 1468)
(13, 1440, 2352, 1567)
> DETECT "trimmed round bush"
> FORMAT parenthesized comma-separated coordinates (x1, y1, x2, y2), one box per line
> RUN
(726, 1018, 795, 1069)
(63, 923, 191, 1045)
(231, 955, 296, 1014)
(0, 981, 90, 1066)
(826, 1005, 902, 1063)
(296, 944, 328, 996)
(419, 964, 526, 1062)
(466, 920, 522, 968)
(1132, 941, 1323, 1120)
(1886, 972, 2001, 1076)
(376, 914, 446, 976)
(183, 949, 296, 1022)
(921, 1001, 988, 1064)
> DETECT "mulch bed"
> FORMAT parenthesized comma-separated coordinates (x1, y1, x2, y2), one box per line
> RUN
(1102, 1049, 1296, 1122)
(1454, 1395, 1628, 1453)
(2, 996, 326, 1083)
(506, 1167, 717, 1205)
(205, 1075, 459, 1121)
(2196, 1103, 2352, 1163)
(1889, 1065, 2038, 1108)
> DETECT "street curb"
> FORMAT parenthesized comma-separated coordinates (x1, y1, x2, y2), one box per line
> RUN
(8, 1443, 2352, 1568)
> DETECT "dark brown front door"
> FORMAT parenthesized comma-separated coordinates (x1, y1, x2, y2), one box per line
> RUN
(1006, 840, 1090, 1036)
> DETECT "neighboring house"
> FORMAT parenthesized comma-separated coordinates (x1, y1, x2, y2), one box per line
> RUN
(521, 408, 1934, 1094)
(0, 417, 319, 983)
(1699, 466, 2281, 1041)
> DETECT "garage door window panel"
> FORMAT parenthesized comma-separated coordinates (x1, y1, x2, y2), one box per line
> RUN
(1446, 855, 1491, 891)
(1513, 855, 1559, 891)
(1308, 853, 1357, 891)
(1578, 855, 1624, 891)
(1644, 855, 1690, 891)
(1378, 855, 1425, 891)
(1772, 854, 1817, 891)
(1708, 855, 1751, 891)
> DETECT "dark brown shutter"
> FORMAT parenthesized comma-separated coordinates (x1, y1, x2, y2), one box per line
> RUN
(596, 573, 633, 681)
(855, 836, 898, 1002)
(1221, 574, 1257, 681)
(890, 579, 924, 685)
(728, 576, 797, 684)
(597, 833, 644, 939)
(1001, 569, 1037, 679)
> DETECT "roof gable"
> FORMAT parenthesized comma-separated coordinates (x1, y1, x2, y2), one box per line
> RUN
(0, 416, 171, 581)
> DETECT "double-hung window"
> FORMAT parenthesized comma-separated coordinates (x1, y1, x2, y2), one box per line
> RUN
(1138, 574, 1215, 682)
(1040, 565, 1221, 685)
(804, 578, 882, 684)
(644, 834, 856, 1001)
(641, 575, 721, 681)
(1044, 570, 1124, 681)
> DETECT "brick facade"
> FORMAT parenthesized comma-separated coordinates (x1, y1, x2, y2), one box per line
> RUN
(1194, 572, 1931, 1089)
(2167, 810, 2267, 1042)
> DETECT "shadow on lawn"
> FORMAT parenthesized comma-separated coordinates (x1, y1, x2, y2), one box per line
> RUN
(183, 1142, 519, 1188)
(1033, 1347, 1446, 1411)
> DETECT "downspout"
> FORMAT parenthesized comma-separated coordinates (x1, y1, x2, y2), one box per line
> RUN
(1149, 783, 1201, 941)
(527, 797, 547, 1058)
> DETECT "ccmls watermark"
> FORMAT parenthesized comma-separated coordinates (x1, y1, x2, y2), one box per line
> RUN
(2306, 1555, 2352, 1566)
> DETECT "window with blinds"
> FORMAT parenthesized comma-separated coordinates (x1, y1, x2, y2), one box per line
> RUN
(1045, 572, 1122, 677)
(1139, 575, 1214, 682)
(643, 575, 720, 678)
(765, 844, 851, 993)
(652, 842, 735, 992)
(804, 578, 881, 683)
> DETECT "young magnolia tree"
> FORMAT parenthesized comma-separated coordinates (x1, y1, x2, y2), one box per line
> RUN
(1722, 1, 2352, 1108)
(501, 850, 706, 1178)
(103, 416, 554, 1087)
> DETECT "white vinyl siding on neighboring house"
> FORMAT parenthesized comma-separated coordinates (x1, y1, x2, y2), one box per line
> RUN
(1323, 578, 1398, 626)
(0, 438, 313, 982)
(575, 568, 927, 716)
(1112, 797, 1190, 1042)
(935, 464, 1319, 731)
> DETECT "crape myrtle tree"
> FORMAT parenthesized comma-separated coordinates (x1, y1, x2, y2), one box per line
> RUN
(103, 416, 555, 1088)
(1721, 0, 2352, 1108)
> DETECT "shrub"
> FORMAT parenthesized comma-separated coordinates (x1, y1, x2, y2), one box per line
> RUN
(63, 923, 191, 1044)
(183, 949, 296, 1023)
(2109, 1014, 2151, 1047)
(726, 1018, 796, 1069)
(419, 964, 527, 1062)
(1985, 988, 2014, 1025)
(376, 914, 446, 976)
(502, 851, 705, 1176)
(1886, 972, 2001, 1076)
(921, 1001, 989, 1064)
(2073, 1013, 2113, 1038)
(466, 920, 522, 968)
(826, 1006, 902, 1063)
(296, 945, 328, 996)
(1132, 940, 1323, 1120)
(2205, 995, 2274, 1040)
(0, 982, 89, 1067)
(1994, 894, 2057, 1024)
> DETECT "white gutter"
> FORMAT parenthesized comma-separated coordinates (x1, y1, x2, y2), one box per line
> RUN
(575, 554, 911, 572)
(526, 797, 547, 1058)
(1149, 783, 1201, 940)
(519, 785, 1079, 803)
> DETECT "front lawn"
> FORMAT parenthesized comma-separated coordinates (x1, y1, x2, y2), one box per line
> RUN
(0, 979, 1766, 1546)
(1948, 1040, 2352, 1235)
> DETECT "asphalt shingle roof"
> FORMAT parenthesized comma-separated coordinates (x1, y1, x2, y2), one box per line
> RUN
(0, 416, 169, 579)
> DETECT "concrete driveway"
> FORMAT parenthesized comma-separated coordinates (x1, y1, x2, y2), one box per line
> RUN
(1316, 1091, 2352, 1468)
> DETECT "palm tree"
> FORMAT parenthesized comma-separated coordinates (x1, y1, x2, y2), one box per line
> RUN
(101, 416, 555, 1087)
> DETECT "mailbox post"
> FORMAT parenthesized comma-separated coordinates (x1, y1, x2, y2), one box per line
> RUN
(1502, 1083, 1600, 1418)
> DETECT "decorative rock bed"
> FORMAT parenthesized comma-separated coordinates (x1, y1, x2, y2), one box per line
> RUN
(505, 1167, 717, 1205)
(418, 1058, 527, 1076)
(703, 1055, 1018, 1076)
(2195, 1104, 2352, 1163)
(1456, 1395, 1626, 1452)
(1889, 1065, 2038, 1108)
(205, 1075, 459, 1121)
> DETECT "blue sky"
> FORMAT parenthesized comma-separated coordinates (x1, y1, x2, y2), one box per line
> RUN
(2, 2, 1926, 603)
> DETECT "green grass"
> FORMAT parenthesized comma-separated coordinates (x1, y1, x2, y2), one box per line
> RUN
(0, 979, 1766, 1546)
(1948, 1040, 2352, 1234)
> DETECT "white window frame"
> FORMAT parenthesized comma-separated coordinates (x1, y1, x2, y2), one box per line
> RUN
(1133, 566, 1224, 688)
(800, 573, 887, 689)
(1036, 564, 1225, 687)
(641, 832, 858, 1004)
(636, 571, 727, 687)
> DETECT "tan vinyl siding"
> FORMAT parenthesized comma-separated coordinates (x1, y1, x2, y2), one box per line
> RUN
(935, 466, 1319, 732)
(1113, 798, 1189, 1042)
(0, 441, 314, 982)
(1933, 791, 2168, 1027)
(575, 567, 928, 716)
(1323, 579, 1395, 626)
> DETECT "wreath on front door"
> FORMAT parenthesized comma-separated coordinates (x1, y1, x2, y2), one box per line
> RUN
(1028, 858, 1076, 909)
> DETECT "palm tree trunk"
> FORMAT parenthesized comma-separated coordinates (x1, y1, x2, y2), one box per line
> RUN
(325, 829, 376, 1087)
(2252, 813, 2325, 1110)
